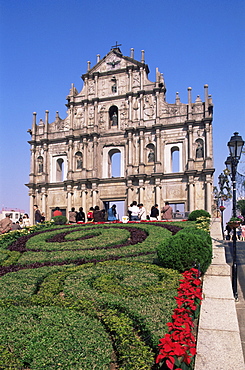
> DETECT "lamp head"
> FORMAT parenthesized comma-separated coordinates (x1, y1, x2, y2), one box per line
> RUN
(227, 132, 244, 160)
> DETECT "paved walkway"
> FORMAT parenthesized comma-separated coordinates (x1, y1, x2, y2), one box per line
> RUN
(195, 218, 245, 370)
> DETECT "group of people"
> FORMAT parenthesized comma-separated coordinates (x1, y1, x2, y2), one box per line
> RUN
(128, 201, 173, 221)
(0, 213, 32, 234)
(67, 204, 118, 223)
(225, 223, 245, 241)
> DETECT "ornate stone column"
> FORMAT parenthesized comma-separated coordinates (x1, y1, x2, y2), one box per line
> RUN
(205, 177, 212, 214)
(41, 189, 47, 217)
(67, 139, 74, 180)
(81, 184, 87, 212)
(29, 192, 35, 225)
(187, 123, 194, 170)
(155, 178, 161, 209)
(139, 130, 145, 173)
(92, 136, 98, 178)
(155, 128, 161, 173)
(67, 186, 73, 212)
(82, 137, 88, 177)
(188, 176, 195, 212)
(92, 184, 98, 207)
(139, 179, 145, 204)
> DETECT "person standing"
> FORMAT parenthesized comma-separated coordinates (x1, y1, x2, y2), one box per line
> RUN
(150, 204, 159, 221)
(68, 207, 77, 223)
(107, 204, 117, 221)
(0, 214, 12, 233)
(161, 202, 173, 220)
(53, 207, 62, 217)
(22, 213, 31, 228)
(87, 207, 94, 222)
(93, 206, 105, 222)
(34, 205, 42, 224)
(76, 207, 85, 223)
(138, 204, 146, 221)
(128, 201, 140, 221)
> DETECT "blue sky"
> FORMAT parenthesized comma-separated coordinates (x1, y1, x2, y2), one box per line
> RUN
(0, 0, 244, 217)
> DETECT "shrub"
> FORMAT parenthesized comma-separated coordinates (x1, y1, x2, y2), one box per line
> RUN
(188, 209, 211, 221)
(52, 215, 67, 225)
(178, 227, 212, 245)
(156, 230, 212, 273)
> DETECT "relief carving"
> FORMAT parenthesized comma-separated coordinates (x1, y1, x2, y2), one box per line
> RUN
(144, 96, 155, 120)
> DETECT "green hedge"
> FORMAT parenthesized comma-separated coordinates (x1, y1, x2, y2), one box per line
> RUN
(156, 227, 212, 273)
(188, 209, 211, 221)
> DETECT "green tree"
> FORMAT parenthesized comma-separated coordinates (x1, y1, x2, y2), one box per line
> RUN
(237, 199, 245, 217)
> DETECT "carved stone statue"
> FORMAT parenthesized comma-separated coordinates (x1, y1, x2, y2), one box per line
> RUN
(196, 141, 204, 159)
(112, 112, 118, 126)
(148, 150, 155, 163)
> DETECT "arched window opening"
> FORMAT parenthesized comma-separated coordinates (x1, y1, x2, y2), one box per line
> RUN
(109, 105, 118, 127)
(37, 156, 43, 173)
(196, 139, 204, 159)
(171, 147, 179, 173)
(146, 143, 155, 163)
(108, 148, 121, 177)
(75, 151, 83, 170)
(56, 158, 64, 182)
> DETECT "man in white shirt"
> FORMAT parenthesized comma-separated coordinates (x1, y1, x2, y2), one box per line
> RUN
(128, 201, 140, 221)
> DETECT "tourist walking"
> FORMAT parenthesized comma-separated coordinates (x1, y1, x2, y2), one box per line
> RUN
(161, 202, 173, 220)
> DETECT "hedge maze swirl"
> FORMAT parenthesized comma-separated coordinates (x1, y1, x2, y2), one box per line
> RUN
(0, 223, 182, 370)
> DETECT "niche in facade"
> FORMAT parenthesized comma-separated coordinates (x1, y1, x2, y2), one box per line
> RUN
(37, 156, 43, 173)
(109, 105, 118, 127)
(195, 139, 204, 159)
(75, 151, 83, 170)
(146, 143, 155, 163)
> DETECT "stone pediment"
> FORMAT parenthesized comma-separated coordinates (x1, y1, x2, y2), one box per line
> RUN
(83, 48, 149, 77)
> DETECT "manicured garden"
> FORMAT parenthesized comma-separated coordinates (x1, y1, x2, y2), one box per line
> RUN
(0, 216, 212, 369)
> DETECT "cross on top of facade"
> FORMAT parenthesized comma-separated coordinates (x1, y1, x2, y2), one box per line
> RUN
(111, 41, 122, 49)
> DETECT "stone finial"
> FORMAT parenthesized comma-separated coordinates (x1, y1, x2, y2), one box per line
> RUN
(130, 48, 134, 59)
(141, 50, 145, 63)
(204, 84, 209, 102)
(32, 112, 37, 125)
(87, 61, 91, 71)
(45, 110, 49, 125)
(188, 87, 192, 105)
(97, 54, 100, 63)
(175, 92, 180, 104)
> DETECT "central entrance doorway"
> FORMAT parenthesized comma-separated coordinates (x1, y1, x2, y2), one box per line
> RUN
(103, 200, 125, 221)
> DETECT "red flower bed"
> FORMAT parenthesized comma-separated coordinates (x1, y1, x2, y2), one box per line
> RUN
(156, 268, 202, 370)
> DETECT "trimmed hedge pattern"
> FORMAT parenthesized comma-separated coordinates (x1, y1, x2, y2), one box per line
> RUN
(0, 221, 206, 369)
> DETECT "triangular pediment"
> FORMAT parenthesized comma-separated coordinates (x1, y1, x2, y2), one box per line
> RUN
(83, 48, 149, 78)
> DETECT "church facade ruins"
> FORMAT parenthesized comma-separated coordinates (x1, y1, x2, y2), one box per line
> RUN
(26, 46, 214, 222)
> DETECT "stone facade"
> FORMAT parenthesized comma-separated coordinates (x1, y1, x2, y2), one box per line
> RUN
(26, 46, 214, 223)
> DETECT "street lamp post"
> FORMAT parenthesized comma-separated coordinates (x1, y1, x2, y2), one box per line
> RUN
(225, 132, 244, 300)
(218, 173, 227, 240)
